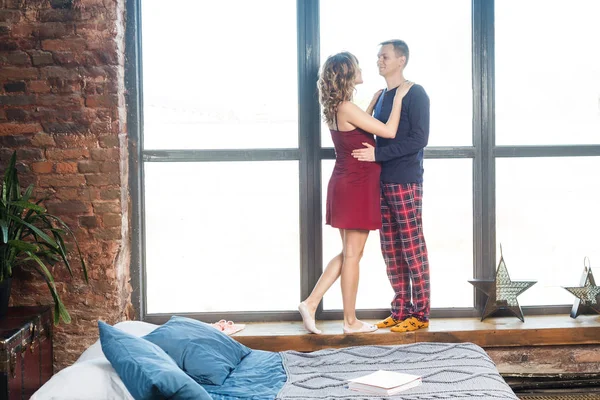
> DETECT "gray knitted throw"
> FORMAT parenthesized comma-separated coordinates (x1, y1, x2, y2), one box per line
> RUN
(276, 342, 518, 399)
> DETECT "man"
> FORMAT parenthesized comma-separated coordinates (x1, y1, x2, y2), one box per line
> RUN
(352, 39, 430, 333)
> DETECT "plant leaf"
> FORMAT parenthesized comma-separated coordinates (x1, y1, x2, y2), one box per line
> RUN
(6, 214, 58, 248)
(26, 256, 71, 324)
(0, 219, 7, 244)
(9, 200, 46, 213)
(7, 239, 39, 252)
(44, 215, 88, 283)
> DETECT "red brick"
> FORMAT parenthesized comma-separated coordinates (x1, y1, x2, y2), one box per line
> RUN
(0, 122, 41, 135)
(5, 108, 29, 121)
(90, 147, 118, 161)
(83, 66, 117, 80)
(41, 38, 87, 52)
(46, 200, 92, 214)
(31, 161, 53, 174)
(42, 122, 90, 134)
(0, 135, 31, 147)
(54, 134, 98, 149)
(98, 135, 118, 148)
(90, 49, 117, 65)
(28, 80, 52, 93)
(40, 66, 83, 80)
(39, 9, 79, 23)
(38, 174, 86, 188)
(46, 78, 82, 94)
(46, 148, 90, 160)
(77, 160, 100, 173)
(35, 22, 74, 39)
(92, 200, 119, 213)
(79, 215, 100, 228)
(0, 40, 19, 51)
(91, 227, 121, 240)
(85, 173, 119, 186)
(0, 51, 31, 66)
(99, 187, 120, 200)
(99, 162, 118, 173)
(31, 133, 56, 147)
(9, 23, 34, 37)
(0, 10, 22, 23)
(3, 81, 27, 92)
(85, 94, 117, 108)
(89, 121, 111, 134)
(15, 148, 44, 161)
(74, 0, 108, 8)
(55, 162, 77, 173)
(29, 50, 54, 66)
(54, 187, 93, 201)
(102, 213, 121, 227)
(0, 67, 38, 79)
(38, 94, 84, 108)
(0, 95, 35, 106)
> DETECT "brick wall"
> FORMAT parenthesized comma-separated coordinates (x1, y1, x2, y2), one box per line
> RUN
(488, 345, 600, 374)
(0, 0, 132, 370)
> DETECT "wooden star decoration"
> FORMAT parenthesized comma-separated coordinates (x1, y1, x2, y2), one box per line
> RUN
(563, 259, 600, 318)
(469, 255, 537, 322)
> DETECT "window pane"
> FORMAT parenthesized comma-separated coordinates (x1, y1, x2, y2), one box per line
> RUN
(495, 1, 600, 145)
(322, 159, 474, 310)
(319, 0, 472, 148)
(144, 161, 300, 313)
(141, 1, 298, 150)
(496, 157, 600, 306)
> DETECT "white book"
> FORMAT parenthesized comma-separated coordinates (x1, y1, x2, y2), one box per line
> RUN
(348, 370, 422, 395)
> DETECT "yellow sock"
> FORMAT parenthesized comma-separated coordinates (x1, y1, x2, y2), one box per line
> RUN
(390, 317, 429, 333)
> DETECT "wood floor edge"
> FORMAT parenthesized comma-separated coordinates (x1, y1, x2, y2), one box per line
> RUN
(234, 325, 600, 352)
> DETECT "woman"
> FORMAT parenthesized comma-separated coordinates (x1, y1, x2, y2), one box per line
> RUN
(298, 52, 413, 334)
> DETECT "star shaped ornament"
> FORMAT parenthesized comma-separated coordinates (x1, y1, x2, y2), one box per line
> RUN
(469, 255, 537, 322)
(563, 259, 600, 318)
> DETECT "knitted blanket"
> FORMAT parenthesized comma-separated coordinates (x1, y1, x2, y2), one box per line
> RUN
(277, 342, 518, 399)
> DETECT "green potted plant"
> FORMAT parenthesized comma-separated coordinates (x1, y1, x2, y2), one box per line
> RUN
(0, 151, 88, 324)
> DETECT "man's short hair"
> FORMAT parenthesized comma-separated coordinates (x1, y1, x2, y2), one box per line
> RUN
(380, 39, 409, 66)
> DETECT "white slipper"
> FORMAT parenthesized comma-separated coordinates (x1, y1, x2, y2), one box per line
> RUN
(298, 302, 322, 334)
(343, 321, 378, 334)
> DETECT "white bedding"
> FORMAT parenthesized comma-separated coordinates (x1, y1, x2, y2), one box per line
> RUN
(31, 321, 160, 400)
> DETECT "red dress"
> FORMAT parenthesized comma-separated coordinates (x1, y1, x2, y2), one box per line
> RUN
(326, 128, 382, 230)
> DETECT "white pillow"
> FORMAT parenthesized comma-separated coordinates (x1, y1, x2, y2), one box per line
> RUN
(32, 320, 161, 399)
(76, 320, 160, 363)
(30, 359, 134, 400)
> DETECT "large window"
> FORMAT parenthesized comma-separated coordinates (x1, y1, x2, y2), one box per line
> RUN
(494, 0, 600, 306)
(128, 0, 600, 322)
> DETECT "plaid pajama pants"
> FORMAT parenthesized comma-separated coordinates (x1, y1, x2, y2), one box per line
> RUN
(380, 182, 430, 322)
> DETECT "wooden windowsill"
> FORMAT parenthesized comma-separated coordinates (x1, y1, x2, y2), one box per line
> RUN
(232, 314, 600, 352)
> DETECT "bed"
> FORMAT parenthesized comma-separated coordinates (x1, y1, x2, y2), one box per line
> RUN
(31, 319, 518, 400)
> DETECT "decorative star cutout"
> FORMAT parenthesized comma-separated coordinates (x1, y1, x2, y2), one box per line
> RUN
(563, 259, 600, 318)
(469, 255, 537, 322)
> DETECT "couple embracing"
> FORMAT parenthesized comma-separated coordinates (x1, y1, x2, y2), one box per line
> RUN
(299, 40, 431, 335)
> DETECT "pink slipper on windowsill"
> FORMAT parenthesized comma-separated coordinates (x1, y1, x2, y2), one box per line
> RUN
(211, 319, 246, 336)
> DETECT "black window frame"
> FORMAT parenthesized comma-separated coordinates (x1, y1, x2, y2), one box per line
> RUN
(125, 0, 600, 324)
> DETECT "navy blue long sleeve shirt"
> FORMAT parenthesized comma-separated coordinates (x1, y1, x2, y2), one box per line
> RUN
(374, 84, 430, 184)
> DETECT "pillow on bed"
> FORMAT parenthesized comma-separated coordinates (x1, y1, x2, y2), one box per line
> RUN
(99, 321, 212, 400)
(143, 316, 251, 386)
(78, 320, 160, 364)
(31, 358, 134, 400)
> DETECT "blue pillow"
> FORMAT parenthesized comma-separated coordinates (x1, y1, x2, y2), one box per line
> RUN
(143, 316, 251, 386)
(98, 321, 212, 400)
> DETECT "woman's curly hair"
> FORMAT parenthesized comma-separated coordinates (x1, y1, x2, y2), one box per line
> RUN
(318, 52, 359, 127)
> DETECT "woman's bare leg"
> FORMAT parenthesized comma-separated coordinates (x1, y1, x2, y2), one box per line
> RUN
(302, 230, 344, 315)
(340, 229, 370, 330)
